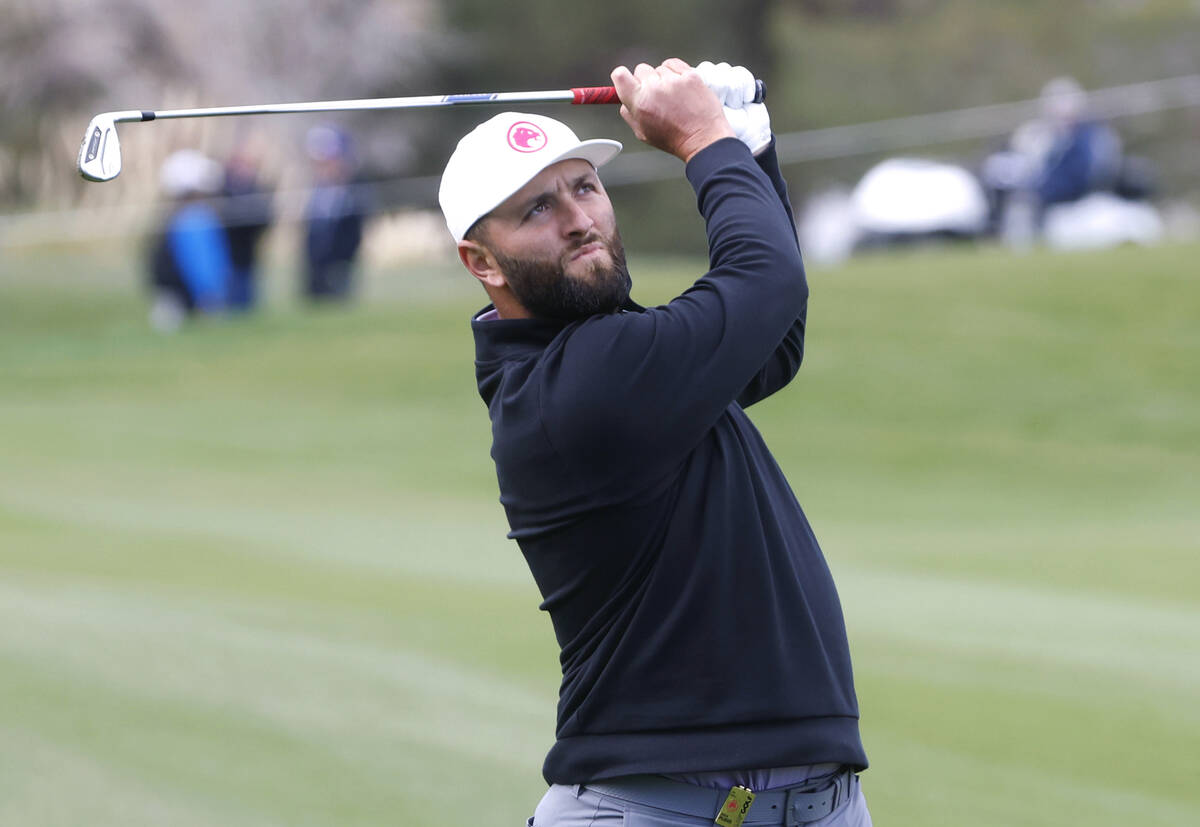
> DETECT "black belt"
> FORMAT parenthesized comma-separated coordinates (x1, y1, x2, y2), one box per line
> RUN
(584, 768, 857, 826)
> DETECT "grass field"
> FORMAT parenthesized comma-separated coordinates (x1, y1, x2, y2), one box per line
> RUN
(2, 240, 1198, 826)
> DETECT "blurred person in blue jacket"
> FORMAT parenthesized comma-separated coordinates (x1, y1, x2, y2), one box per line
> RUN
(147, 150, 234, 331)
(982, 77, 1124, 241)
(301, 125, 368, 301)
(1032, 77, 1122, 208)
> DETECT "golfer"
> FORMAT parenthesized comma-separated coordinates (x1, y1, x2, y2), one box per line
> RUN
(439, 59, 871, 827)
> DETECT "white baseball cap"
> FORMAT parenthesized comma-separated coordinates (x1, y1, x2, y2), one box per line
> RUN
(439, 112, 622, 242)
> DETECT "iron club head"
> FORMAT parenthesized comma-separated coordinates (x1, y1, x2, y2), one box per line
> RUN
(77, 111, 143, 182)
(78, 113, 120, 182)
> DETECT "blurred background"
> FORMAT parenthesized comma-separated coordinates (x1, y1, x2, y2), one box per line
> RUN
(4, 0, 1200, 259)
(1, 1, 1198, 826)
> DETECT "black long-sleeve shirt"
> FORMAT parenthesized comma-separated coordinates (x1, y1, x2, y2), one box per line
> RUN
(472, 137, 867, 785)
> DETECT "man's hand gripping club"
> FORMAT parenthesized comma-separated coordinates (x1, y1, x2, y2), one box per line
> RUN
(610, 59, 736, 162)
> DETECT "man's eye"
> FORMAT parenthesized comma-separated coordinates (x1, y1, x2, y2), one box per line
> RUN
(527, 201, 549, 218)
(578, 182, 596, 194)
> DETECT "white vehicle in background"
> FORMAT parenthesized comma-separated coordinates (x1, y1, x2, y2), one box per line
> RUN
(799, 157, 990, 265)
(851, 157, 991, 245)
(799, 155, 1166, 266)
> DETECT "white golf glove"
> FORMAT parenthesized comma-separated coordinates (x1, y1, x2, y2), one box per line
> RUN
(696, 60, 772, 156)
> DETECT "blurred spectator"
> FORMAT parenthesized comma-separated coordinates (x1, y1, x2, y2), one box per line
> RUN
(301, 125, 368, 301)
(147, 150, 233, 332)
(220, 135, 274, 310)
(1031, 77, 1123, 208)
(982, 77, 1125, 243)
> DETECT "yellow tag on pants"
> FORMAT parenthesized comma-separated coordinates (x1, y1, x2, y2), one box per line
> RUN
(715, 786, 756, 827)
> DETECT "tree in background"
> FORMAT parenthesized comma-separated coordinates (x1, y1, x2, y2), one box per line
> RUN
(0, 0, 445, 208)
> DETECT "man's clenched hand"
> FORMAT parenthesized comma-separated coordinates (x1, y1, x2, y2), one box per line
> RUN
(610, 59, 736, 162)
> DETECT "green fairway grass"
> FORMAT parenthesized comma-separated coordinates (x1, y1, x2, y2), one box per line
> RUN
(2, 241, 1198, 826)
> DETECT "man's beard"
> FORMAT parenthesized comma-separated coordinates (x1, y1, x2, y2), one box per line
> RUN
(495, 231, 632, 322)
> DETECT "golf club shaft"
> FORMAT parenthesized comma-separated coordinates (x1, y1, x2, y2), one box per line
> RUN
(112, 89, 605, 124)
(79, 81, 766, 182)
(109, 81, 764, 124)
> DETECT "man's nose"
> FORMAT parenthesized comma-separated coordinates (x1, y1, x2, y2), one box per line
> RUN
(561, 199, 594, 237)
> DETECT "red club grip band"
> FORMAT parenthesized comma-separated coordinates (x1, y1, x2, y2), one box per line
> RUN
(572, 86, 621, 105)
(571, 80, 765, 105)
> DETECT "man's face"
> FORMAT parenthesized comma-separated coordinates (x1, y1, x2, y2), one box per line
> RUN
(475, 159, 630, 321)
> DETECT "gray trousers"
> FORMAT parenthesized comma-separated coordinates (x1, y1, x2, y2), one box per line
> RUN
(529, 773, 872, 826)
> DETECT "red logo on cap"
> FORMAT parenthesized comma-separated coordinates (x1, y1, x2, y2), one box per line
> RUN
(507, 122, 547, 153)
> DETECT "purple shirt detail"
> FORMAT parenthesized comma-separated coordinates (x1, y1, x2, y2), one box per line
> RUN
(663, 763, 843, 792)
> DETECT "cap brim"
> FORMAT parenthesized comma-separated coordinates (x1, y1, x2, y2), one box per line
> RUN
(549, 138, 623, 173)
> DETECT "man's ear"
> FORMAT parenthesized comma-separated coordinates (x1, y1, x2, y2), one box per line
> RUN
(457, 240, 508, 289)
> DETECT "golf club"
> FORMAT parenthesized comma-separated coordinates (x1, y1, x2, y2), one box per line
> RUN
(77, 81, 765, 183)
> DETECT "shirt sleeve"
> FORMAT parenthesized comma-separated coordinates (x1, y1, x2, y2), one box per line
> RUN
(737, 140, 808, 409)
(540, 138, 809, 483)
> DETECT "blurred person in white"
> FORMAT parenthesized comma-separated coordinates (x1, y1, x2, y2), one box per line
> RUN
(146, 150, 235, 332)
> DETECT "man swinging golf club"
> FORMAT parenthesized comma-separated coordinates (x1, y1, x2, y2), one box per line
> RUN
(439, 59, 872, 827)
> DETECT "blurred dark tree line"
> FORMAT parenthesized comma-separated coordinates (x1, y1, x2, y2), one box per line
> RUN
(440, 0, 778, 88)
